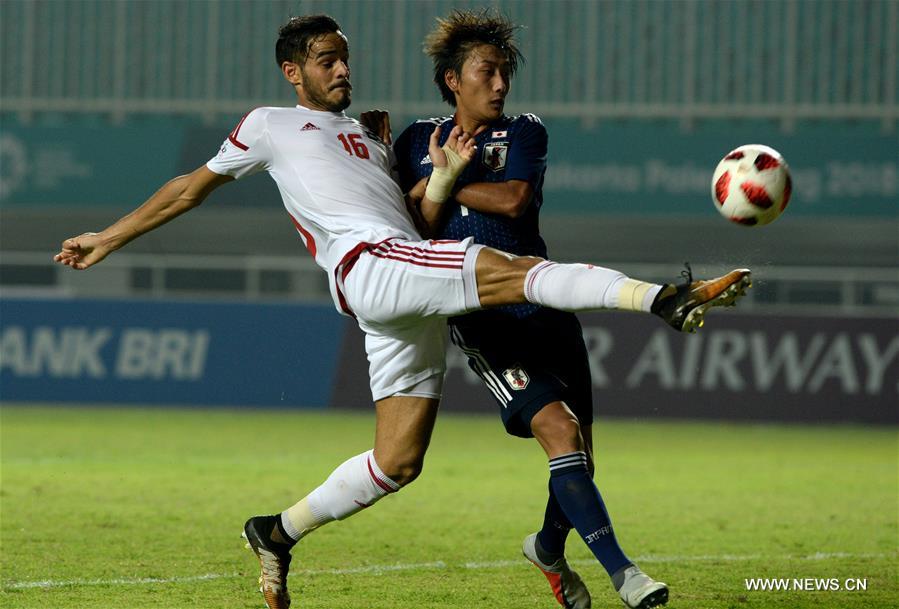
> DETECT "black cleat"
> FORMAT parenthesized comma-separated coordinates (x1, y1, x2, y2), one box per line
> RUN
(653, 263, 751, 333)
(242, 515, 293, 609)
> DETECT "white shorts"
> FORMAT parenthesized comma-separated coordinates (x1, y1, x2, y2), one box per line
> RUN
(340, 237, 484, 401)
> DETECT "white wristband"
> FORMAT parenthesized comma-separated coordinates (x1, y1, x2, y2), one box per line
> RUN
(425, 144, 468, 203)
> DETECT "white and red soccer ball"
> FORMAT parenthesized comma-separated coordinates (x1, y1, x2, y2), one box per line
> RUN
(711, 144, 792, 226)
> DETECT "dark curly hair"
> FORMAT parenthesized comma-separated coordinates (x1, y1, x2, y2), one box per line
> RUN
(275, 14, 342, 66)
(424, 8, 523, 106)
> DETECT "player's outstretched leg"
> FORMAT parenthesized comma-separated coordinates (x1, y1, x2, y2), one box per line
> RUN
(243, 515, 294, 609)
(478, 250, 751, 332)
(651, 264, 752, 333)
(522, 532, 592, 609)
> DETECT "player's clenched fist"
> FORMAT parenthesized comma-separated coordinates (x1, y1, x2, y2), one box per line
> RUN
(53, 232, 111, 270)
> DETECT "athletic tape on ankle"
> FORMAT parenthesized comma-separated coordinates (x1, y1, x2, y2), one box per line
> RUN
(425, 145, 467, 203)
(282, 504, 309, 540)
(616, 279, 654, 312)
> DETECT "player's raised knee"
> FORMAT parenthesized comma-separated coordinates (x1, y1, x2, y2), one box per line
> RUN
(474, 248, 544, 308)
(376, 455, 426, 487)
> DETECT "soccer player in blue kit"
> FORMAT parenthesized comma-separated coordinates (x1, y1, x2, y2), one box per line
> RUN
(394, 10, 668, 609)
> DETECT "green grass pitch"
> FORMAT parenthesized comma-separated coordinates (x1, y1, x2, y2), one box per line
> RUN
(1, 405, 896, 609)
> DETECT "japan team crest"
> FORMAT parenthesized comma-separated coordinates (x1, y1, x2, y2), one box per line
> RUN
(503, 365, 529, 390)
(483, 143, 508, 172)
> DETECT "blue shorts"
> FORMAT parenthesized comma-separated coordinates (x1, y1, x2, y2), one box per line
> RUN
(448, 308, 593, 438)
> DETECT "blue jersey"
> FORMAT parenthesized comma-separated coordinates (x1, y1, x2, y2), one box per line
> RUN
(395, 114, 549, 318)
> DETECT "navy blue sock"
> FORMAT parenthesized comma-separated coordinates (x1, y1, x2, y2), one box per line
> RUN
(547, 451, 632, 576)
(535, 484, 573, 559)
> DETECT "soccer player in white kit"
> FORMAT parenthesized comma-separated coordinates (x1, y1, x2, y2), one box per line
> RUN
(54, 15, 751, 609)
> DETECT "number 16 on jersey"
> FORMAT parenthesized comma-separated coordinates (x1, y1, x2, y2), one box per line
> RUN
(337, 133, 369, 159)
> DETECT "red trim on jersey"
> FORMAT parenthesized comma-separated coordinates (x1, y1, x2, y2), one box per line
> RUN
(386, 241, 465, 256)
(367, 456, 397, 493)
(287, 212, 317, 258)
(332, 239, 392, 318)
(339, 242, 378, 282)
(228, 111, 252, 151)
(335, 286, 355, 318)
(369, 249, 463, 270)
(228, 133, 248, 151)
(374, 241, 466, 263)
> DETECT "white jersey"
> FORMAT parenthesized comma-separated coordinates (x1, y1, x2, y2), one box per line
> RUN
(206, 105, 421, 314)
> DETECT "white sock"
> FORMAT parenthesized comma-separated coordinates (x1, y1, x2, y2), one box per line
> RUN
(281, 450, 399, 541)
(524, 261, 663, 312)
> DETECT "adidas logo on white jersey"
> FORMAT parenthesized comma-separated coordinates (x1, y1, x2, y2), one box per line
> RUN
(300, 122, 320, 131)
(419, 154, 432, 165)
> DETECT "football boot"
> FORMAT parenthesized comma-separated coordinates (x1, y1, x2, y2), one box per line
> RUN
(617, 565, 668, 609)
(522, 533, 592, 609)
(243, 515, 293, 609)
(653, 263, 751, 333)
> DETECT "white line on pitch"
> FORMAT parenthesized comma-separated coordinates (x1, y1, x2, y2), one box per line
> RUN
(464, 551, 894, 569)
(2, 562, 449, 590)
(4, 572, 242, 590)
(3, 553, 893, 590)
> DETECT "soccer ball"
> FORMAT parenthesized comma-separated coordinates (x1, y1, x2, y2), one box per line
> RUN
(711, 144, 792, 226)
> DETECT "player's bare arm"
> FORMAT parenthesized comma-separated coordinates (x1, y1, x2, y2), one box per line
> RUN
(453, 179, 534, 218)
(406, 176, 429, 203)
(54, 166, 232, 270)
(409, 174, 533, 221)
